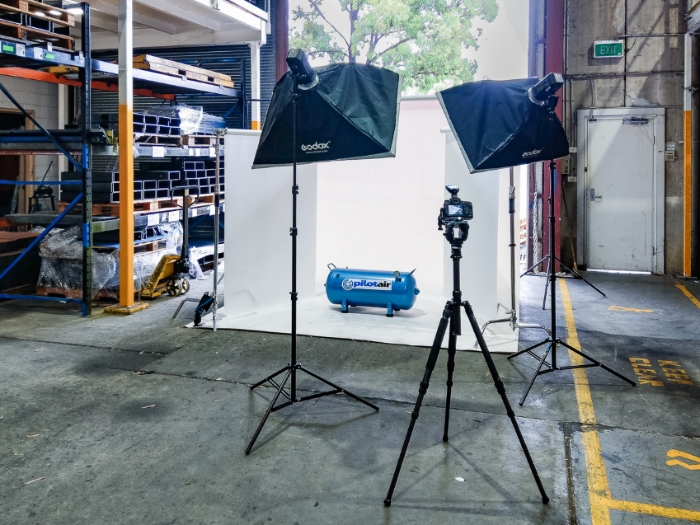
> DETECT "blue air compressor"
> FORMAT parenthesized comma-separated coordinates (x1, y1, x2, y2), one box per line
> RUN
(325, 264, 420, 317)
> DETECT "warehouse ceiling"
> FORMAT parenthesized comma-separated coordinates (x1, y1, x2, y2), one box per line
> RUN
(71, 0, 269, 50)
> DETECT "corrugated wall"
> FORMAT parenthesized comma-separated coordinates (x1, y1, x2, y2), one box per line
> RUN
(92, 0, 277, 130)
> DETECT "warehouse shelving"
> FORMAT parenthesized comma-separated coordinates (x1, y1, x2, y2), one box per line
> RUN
(0, 2, 240, 315)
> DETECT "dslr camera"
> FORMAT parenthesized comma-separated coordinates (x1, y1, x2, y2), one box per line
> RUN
(438, 185, 473, 246)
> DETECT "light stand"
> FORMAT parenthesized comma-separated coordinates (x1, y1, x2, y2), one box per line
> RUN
(245, 65, 378, 455)
(508, 153, 636, 405)
(476, 167, 551, 346)
(384, 189, 549, 507)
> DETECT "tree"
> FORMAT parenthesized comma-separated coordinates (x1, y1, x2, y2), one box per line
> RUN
(290, 0, 499, 93)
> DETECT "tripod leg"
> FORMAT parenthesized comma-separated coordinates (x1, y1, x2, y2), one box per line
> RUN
(443, 315, 457, 442)
(520, 256, 549, 278)
(542, 257, 551, 310)
(557, 259, 606, 297)
(384, 302, 452, 507)
(463, 301, 550, 504)
(519, 343, 552, 406)
(558, 339, 636, 386)
(245, 368, 293, 455)
(250, 365, 290, 390)
(508, 339, 549, 360)
(297, 366, 379, 410)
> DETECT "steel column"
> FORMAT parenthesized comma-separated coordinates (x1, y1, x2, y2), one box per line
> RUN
(118, 0, 134, 306)
(80, 2, 93, 316)
(249, 42, 261, 130)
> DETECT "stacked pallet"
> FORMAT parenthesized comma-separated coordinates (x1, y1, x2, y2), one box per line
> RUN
(133, 55, 234, 89)
(0, 0, 75, 49)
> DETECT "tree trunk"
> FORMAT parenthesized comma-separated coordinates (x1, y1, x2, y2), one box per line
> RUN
(349, 6, 357, 63)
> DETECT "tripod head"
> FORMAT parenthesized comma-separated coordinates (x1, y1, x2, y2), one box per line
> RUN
(438, 185, 472, 247)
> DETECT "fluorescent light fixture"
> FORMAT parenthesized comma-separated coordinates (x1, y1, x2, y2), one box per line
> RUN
(48, 9, 62, 16)
(66, 7, 83, 14)
(34, 11, 46, 17)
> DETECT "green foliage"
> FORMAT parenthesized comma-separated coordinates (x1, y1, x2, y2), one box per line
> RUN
(290, 0, 499, 93)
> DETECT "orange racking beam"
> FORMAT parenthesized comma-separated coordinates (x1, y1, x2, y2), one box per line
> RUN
(0, 67, 175, 100)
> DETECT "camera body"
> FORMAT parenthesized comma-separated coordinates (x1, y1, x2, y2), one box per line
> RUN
(438, 186, 473, 246)
(439, 185, 473, 225)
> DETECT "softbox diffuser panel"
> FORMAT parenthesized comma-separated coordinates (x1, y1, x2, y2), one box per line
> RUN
(437, 78, 569, 173)
(253, 63, 402, 168)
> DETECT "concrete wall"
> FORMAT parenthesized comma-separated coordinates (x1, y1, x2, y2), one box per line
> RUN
(0, 77, 60, 184)
(556, 0, 685, 273)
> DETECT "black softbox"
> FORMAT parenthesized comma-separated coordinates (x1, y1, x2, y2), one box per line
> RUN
(437, 78, 569, 173)
(252, 63, 401, 168)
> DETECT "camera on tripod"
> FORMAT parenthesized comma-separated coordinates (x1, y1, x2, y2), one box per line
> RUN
(438, 185, 473, 226)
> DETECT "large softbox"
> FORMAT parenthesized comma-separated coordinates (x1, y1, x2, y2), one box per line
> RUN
(437, 78, 569, 173)
(252, 63, 401, 168)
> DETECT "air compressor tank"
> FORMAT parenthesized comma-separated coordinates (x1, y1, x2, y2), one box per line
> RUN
(325, 264, 420, 317)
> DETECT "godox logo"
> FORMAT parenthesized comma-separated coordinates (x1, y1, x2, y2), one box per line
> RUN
(342, 278, 392, 291)
(522, 149, 543, 158)
(301, 141, 330, 152)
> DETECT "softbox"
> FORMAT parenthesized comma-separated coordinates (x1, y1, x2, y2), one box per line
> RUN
(252, 63, 402, 168)
(437, 78, 569, 173)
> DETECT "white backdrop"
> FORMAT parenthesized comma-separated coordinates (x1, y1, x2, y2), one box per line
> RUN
(213, 99, 519, 352)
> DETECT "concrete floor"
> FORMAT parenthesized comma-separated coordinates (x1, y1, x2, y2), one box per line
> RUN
(1, 272, 699, 524)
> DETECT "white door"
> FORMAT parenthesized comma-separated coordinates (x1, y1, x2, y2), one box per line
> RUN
(579, 110, 664, 273)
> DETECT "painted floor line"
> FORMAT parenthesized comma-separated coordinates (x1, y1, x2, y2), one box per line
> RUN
(676, 283, 700, 309)
(559, 280, 700, 523)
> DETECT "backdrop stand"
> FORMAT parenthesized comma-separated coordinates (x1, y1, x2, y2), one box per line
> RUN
(477, 167, 551, 346)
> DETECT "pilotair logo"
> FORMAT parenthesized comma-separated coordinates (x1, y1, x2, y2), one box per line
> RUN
(522, 149, 543, 158)
(301, 141, 331, 153)
(342, 278, 392, 291)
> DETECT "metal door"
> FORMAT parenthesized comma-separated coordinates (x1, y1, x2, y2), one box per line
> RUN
(578, 109, 664, 273)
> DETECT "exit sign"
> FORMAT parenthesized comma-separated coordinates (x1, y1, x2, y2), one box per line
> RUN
(594, 40, 624, 58)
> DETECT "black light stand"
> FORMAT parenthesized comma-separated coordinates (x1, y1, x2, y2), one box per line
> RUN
(508, 157, 635, 405)
(245, 66, 378, 456)
(476, 167, 551, 346)
(521, 172, 605, 309)
(384, 191, 549, 506)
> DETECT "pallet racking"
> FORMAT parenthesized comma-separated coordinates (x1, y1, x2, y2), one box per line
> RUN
(0, 2, 241, 315)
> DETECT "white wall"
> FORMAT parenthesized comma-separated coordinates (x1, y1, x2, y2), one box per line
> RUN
(315, 97, 448, 294)
(0, 77, 60, 182)
(224, 130, 318, 317)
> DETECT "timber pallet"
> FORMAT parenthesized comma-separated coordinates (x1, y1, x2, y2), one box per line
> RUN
(0, 0, 75, 27)
(0, 19, 73, 49)
(180, 134, 217, 146)
(58, 197, 186, 216)
(36, 285, 117, 301)
(134, 133, 181, 145)
(133, 54, 234, 88)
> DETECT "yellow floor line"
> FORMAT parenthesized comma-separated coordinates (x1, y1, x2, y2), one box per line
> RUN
(676, 284, 700, 309)
(559, 280, 700, 523)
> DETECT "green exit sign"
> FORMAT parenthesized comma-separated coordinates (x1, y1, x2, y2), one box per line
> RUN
(594, 40, 624, 58)
(1, 42, 15, 54)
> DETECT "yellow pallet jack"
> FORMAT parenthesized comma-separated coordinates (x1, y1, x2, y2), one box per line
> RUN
(141, 185, 199, 299)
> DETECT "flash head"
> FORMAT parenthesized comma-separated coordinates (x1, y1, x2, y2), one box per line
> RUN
(286, 49, 319, 90)
(446, 185, 460, 197)
(528, 72, 564, 106)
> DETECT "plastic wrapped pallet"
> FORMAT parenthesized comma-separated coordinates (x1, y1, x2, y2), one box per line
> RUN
(37, 223, 184, 300)
(145, 105, 225, 136)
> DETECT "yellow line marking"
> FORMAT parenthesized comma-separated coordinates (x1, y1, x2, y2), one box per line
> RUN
(560, 280, 700, 523)
(608, 500, 700, 521)
(667, 449, 700, 471)
(677, 284, 700, 309)
(608, 306, 653, 313)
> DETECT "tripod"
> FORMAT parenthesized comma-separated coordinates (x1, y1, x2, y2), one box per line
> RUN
(245, 76, 378, 456)
(477, 167, 551, 346)
(521, 166, 605, 309)
(384, 210, 549, 507)
(508, 160, 635, 405)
